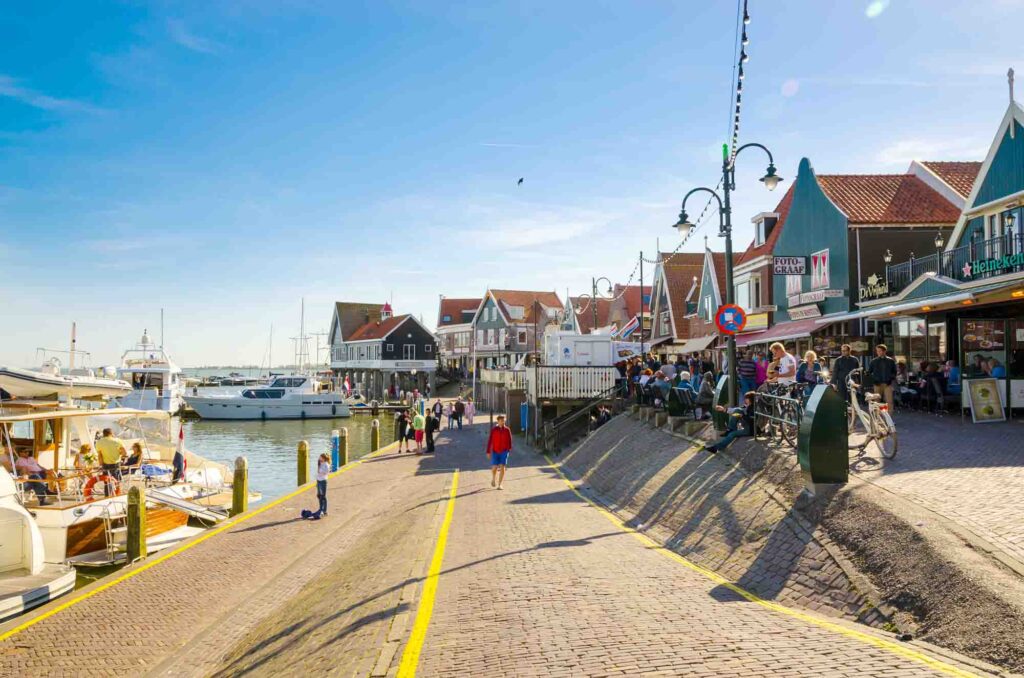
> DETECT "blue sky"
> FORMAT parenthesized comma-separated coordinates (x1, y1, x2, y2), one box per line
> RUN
(1, 0, 1021, 367)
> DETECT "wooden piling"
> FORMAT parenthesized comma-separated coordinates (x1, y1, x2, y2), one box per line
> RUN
(298, 440, 310, 486)
(371, 419, 380, 452)
(232, 456, 248, 516)
(126, 486, 147, 562)
(339, 427, 349, 466)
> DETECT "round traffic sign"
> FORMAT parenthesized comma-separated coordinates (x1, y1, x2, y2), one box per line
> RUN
(715, 304, 747, 335)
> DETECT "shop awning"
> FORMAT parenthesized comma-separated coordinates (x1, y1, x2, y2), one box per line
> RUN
(825, 291, 974, 323)
(678, 335, 718, 353)
(753, 318, 834, 345)
(735, 330, 770, 347)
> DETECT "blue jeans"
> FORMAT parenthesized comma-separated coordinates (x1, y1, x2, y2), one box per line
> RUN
(24, 472, 48, 502)
(739, 378, 757, 397)
(456, 415, 463, 430)
(707, 418, 751, 451)
(316, 479, 328, 515)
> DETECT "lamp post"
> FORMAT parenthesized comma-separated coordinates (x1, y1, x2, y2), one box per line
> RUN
(672, 142, 782, 407)
(934, 231, 945, 275)
(575, 277, 614, 334)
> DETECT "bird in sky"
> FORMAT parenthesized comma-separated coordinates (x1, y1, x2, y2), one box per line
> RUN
(517, 177, 524, 186)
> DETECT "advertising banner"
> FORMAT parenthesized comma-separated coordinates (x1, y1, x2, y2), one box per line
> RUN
(965, 378, 1006, 423)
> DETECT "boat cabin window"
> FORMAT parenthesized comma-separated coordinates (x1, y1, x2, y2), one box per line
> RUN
(126, 372, 166, 390)
(270, 377, 306, 388)
(242, 389, 285, 399)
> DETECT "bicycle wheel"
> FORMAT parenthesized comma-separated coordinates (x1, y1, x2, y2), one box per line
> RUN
(871, 409, 898, 459)
(777, 400, 799, 446)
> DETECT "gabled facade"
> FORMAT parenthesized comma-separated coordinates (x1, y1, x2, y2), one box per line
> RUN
(436, 296, 481, 376)
(569, 296, 612, 335)
(648, 252, 704, 350)
(680, 248, 730, 362)
(470, 289, 563, 369)
(607, 284, 651, 339)
(330, 302, 437, 397)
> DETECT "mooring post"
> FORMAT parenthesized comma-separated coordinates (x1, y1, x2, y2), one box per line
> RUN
(339, 427, 349, 466)
(126, 485, 147, 562)
(331, 429, 341, 471)
(371, 419, 380, 452)
(232, 456, 248, 516)
(298, 440, 309, 486)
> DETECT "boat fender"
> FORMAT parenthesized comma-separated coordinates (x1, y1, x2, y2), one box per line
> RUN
(332, 404, 336, 416)
(83, 474, 119, 502)
(301, 410, 306, 420)
(261, 410, 267, 421)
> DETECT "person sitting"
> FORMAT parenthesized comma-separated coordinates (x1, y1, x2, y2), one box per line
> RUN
(946, 360, 961, 395)
(15, 450, 52, 505)
(990, 358, 1007, 378)
(675, 371, 695, 392)
(695, 371, 715, 419)
(701, 391, 757, 453)
(122, 442, 145, 473)
(651, 372, 671, 407)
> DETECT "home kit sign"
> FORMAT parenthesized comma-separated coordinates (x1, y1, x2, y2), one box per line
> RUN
(963, 252, 1024, 278)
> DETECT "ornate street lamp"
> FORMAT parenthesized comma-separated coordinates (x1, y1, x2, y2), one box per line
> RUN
(575, 276, 615, 333)
(671, 141, 782, 407)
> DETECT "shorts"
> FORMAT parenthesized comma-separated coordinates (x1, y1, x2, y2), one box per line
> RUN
(405, 429, 415, 440)
(490, 451, 510, 466)
(414, 430, 424, 443)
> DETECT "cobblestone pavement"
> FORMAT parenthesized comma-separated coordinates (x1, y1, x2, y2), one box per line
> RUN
(851, 411, 1024, 567)
(0, 416, 990, 677)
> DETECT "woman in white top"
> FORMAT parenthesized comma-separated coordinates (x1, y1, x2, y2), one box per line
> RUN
(464, 397, 475, 424)
(316, 453, 330, 517)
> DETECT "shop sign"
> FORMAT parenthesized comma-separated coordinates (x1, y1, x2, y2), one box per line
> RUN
(742, 312, 769, 332)
(789, 304, 822, 320)
(787, 294, 802, 307)
(774, 256, 807, 275)
(965, 378, 1006, 423)
(822, 289, 845, 298)
(799, 290, 825, 304)
(850, 340, 870, 352)
(963, 252, 1024, 278)
(859, 273, 890, 301)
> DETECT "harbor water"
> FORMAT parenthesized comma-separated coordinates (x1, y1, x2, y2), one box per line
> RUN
(180, 413, 392, 502)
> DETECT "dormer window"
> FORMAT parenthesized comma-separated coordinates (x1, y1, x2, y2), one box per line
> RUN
(442, 314, 452, 322)
(751, 212, 779, 247)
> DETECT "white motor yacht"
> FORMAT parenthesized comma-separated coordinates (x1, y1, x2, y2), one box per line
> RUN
(0, 360, 131, 400)
(184, 374, 351, 420)
(114, 331, 186, 413)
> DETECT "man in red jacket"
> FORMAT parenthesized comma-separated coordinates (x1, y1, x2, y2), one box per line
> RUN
(486, 414, 513, 490)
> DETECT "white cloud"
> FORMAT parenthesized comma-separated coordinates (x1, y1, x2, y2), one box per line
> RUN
(0, 75, 102, 114)
(865, 0, 890, 19)
(167, 19, 221, 54)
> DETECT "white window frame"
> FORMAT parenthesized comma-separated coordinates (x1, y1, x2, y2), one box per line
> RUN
(402, 344, 416, 360)
(425, 345, 432, 353)
(755, 220, 765, 246)
(386, 343, 393, 352)
(811, 248, 830, 290)
(517, 329, 527, 344)
(786, 274, 802, 296)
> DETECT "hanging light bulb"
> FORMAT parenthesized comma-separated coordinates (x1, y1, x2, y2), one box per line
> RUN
(738, 65, 745, 80)
(742, 29, 749, 46)
(743, 7, 750, 25)
(740, 49, 749, 64)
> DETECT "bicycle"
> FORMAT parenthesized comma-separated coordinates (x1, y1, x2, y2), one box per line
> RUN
(754, 382, 802, 447)
(846, 368, 897, 460)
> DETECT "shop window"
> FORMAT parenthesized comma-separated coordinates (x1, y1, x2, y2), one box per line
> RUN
(960, 319, 1007, 379)
(1010, 320, 1024, 378)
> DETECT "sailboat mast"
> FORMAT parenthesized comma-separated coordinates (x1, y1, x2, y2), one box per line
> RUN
(69, 322, 77, 370)
(160, 308, 165, 348)
(299, 298, 306, 373)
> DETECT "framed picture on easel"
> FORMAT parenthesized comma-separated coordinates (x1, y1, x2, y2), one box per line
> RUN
(965, 378, 1006, 423)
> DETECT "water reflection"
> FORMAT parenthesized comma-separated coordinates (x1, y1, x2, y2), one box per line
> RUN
(180, 414, 390, 502)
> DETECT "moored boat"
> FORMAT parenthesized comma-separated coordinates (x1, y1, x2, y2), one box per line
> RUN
(0, 361, 132, 400)
(114, 331, 186, 413)
(184, 374, 351, 420)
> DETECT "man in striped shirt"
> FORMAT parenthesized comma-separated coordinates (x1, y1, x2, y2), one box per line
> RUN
(737, 350, 758, 395)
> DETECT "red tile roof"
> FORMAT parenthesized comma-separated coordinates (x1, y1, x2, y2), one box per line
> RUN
(437, 297, 481, 327)
(919, 161, 982, 199)
(816, 174, 960, 224)
(489, 289, 563, 323)
(347, 314, 409, 341)
(738, 183, 794, 264)
(570, 296, 612, 334)
(658, 252, 705, 338)
(615, 284, 652, 318)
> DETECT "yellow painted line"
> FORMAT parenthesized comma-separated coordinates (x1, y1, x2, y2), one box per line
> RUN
(396, 469, 460, 678)
(544, 455, 980, 678)
(0, 440, 402, 643)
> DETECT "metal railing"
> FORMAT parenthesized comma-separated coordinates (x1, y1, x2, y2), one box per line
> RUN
(479, 369, 526, 390)
(886, 232, 1024, 294)
(541, 383, 624, 452)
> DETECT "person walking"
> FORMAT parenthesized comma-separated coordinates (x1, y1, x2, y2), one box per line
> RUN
(464, 396, 475, 424)
(425, 408, 439, 453)
(830, 344, 860, 401)
(454, 398, 466, 430)
(754, 351, 768, 387)
(868, 344, 897, 411)
(444, 401, 454, 430)
(316, 453, 330, 517)
(767, 342, 797, 384)
(796, 350, 823, 398)
(396, 410, 411, 453)
(486, 414, 513, 490)
(432, 399, 443, 421)
(412, 409, 426, 454)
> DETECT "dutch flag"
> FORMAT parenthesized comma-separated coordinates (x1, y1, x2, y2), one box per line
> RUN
(618, 315, 640, 339)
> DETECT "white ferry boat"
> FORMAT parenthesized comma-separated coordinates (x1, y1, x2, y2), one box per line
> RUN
(115, 331, 186, 413)
(184, 375, 351, 420)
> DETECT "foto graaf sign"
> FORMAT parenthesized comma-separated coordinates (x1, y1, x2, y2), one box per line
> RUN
(773, 256, 807, 275)
(963, 252, 1024, 278)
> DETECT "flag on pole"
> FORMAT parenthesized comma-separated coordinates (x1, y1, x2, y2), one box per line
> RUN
(619, 315, 640, 339)
(609, 323, 620, 337)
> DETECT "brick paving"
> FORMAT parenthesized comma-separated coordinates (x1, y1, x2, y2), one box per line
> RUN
(0, 415, 988, 676)
(851, 411, 1024, 567)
